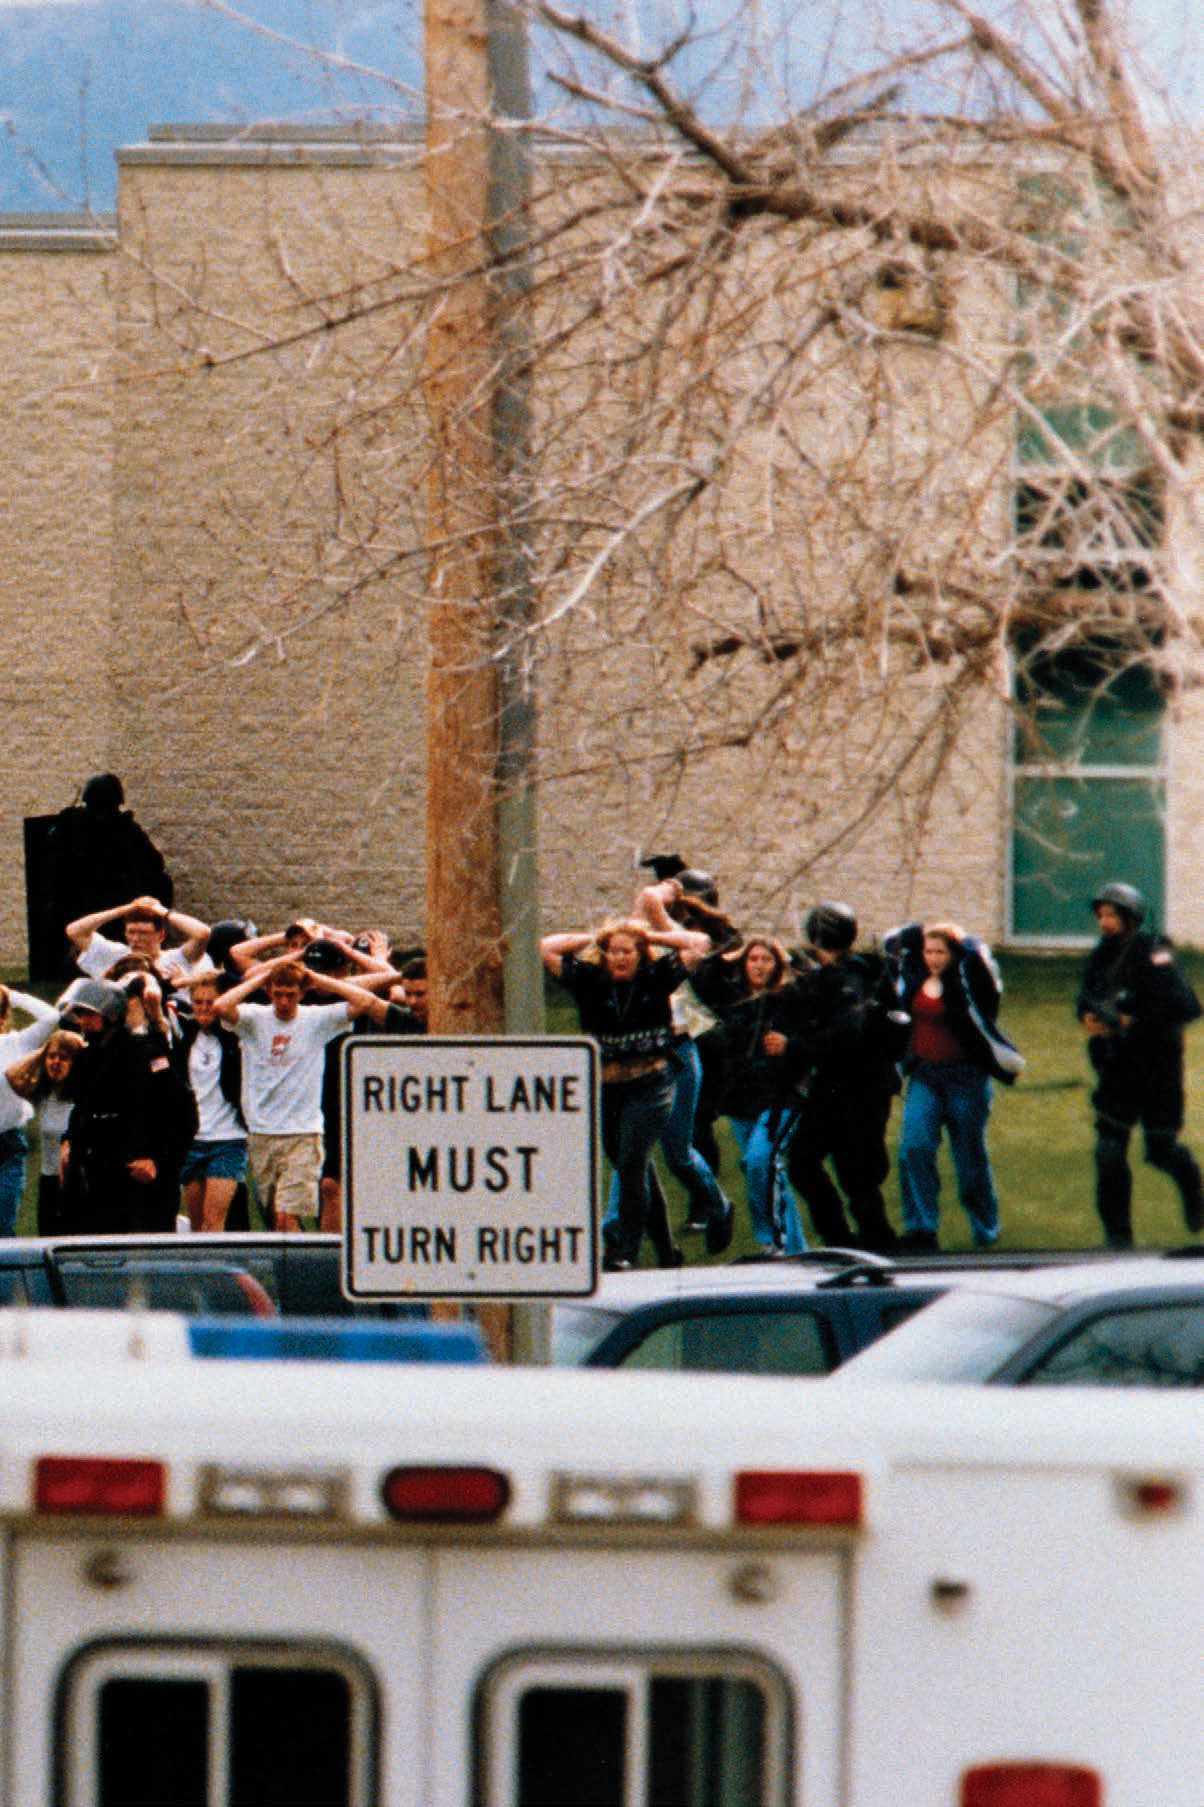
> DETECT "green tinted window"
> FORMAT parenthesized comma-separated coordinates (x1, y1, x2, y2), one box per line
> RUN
(619, 1307, 832, 1376)
(1016, 405, 1143, 470)
(1012, 774, 1164, 940)
(1013, 654, 1163, 767)
(1011, 647, 1164, 941)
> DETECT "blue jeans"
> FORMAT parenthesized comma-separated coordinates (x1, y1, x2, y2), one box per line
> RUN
(603, 1041, 727, 1234)
(729, 1112, 807, 1253)
(898, 1061, 999, 1244)
(600, 1070, 676, 1264)
(0, 1128, 28, 1239)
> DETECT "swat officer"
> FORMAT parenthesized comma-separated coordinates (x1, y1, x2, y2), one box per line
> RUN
(1078, 881, 1204, 1247)
(59, 978, 183, 1233)
(773, 902, 903, 1253)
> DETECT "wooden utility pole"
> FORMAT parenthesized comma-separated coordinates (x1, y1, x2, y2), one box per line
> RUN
(425, 0, 506, 1039)
(424, 0, 545, 1360)
(424, 0, 539, 1040)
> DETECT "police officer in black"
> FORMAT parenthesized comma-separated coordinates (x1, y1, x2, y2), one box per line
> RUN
(1078, 881, 1204, 1247)
(775, 903, 903, 1254)
(59, 978, 179, 1233)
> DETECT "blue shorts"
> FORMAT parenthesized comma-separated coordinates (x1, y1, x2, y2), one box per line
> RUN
(180, 1138, 248, 1186)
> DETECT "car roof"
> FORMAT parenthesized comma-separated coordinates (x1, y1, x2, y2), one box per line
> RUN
(830, 1250, 1204, 1385)
(556, 1245, 1159, 1312)
(0, 1232, 342, 1255)
(564, 1255, 921, 1311)
(887, 1251, 1204, 1307)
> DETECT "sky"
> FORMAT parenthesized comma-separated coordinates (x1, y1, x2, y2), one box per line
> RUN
(0, 0, 1199, 214)
(0, 0, 423, 211)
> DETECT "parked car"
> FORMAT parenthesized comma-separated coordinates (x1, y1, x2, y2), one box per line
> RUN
(830, 1251, 1204, 1386)
(551, 1250, 987, 1375)
(0, 1233, 422, 1319)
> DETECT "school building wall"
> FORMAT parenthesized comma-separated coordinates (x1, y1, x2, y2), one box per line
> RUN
(0, 217, 116, 968)
(0, 130, 1201, 967)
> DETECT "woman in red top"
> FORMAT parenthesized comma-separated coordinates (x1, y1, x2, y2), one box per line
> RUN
(888, 920, 1022, 1253)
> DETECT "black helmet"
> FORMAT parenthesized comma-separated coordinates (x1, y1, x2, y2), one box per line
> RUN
(302, 937, 350, 975)
(804, 901, 858, 952)
(639, 852, 687, 881)
(676, 867, 719, 906)
(1091, 882, 1146, 926)
(61, 978, 127, 1024)
(207, 918, 256, 972)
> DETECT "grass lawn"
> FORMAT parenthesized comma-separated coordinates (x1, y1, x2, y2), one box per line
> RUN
(10, 953, 1203, 1257)
(546, 951, 1204, 1260)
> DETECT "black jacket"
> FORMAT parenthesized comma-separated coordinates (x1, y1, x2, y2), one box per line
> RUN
(1077, 929, 1201, 1054)
(778, 952, 905, 1101)
(46, 803, 173, 936)
(177, 1015, 246, 1130)
(885, 922, 1024, 1085)
(559, 949, 686, 1068)
(714, 984, 798, 1119)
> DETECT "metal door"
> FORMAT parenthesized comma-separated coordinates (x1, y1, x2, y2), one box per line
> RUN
(9, 1536, 426, 1807)
(428, 1545, 847, 1806)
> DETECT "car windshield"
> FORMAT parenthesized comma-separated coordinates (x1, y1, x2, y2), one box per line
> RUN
(1020, 1302, 1204, 1387)
(549, 1303, 624, 1366)
(56, 1261, 276, 1317)
(830, 1290, 1060, 1383)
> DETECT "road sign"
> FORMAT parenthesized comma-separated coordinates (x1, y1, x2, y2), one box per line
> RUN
(343, 1036, 598, 1298)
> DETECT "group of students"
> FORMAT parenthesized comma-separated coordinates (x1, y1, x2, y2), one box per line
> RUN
(9, 833, 1202, 1261)
(543, 860, 1204, 1267)
(541, 858, 1026, 1270)
(3, 896, 428, 1239)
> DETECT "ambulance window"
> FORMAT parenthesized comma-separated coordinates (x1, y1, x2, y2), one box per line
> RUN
(97, 1677, 207, 1805)
(480, 1651, 789, 1806)
(229, 1666, 354, 1803)
(57, 1642, 375, 1806)
(518, 1687, 626, 1805)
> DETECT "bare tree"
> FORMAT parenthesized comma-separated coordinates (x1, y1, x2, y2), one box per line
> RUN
(143, 0, 1204, 945)
(508, 0, 1204, 914)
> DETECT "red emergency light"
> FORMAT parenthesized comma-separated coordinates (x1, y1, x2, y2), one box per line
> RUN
(734, 1469, 863, 1528)
(961, 1762, 1102, 1807)
(35, 1456, 166, 1517)
(382, 1465, 511, 1524)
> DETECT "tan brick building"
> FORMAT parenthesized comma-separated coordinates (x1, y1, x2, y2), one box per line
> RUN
(1, 126, 1200, 969)
(0, 214, 116, 965)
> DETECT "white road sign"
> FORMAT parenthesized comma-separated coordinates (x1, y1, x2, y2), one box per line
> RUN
(343, 1036, 598, 1298)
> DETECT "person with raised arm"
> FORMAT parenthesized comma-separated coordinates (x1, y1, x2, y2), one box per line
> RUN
(215, 951, 375, 1231)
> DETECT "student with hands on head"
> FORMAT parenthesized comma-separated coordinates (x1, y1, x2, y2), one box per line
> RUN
(215, 951, 379, 1231)
(228, 919, 394, 987)
(541, 904, 711, 1271)
(66, 894, 213, 988)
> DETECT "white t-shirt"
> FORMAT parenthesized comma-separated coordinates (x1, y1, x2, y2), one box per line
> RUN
(188, 1029, 246, 1143)
(232, 1002, 350, 1135)
(161, 946, 216, 985)
(37, 1094, 72, 1177)
(79, 931, 215, 986)
(0, 992, 60, 1134)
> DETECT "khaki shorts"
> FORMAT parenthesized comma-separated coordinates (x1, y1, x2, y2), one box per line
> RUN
(248, 1132, 324, 1225)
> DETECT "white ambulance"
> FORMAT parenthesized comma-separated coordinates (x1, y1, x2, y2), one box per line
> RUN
(0, 1309, 1197, 1807)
